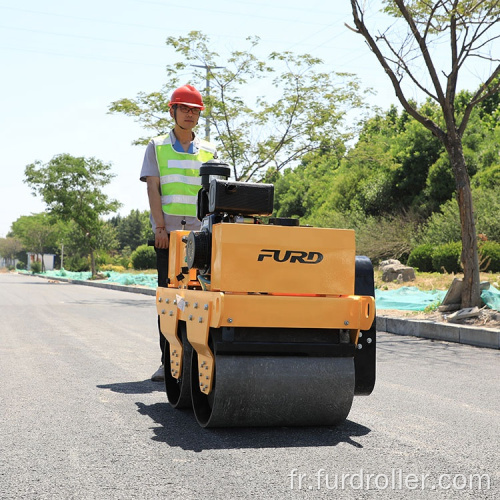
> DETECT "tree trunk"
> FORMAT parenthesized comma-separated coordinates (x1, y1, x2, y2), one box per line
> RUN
(90, 248, 96, 277)
(445, 137, 481, 308)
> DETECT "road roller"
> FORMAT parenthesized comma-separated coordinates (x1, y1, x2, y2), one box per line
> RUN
(156, 160, 376, 428)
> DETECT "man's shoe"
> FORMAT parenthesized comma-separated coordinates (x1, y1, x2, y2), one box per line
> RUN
(151, 364, 164, 382)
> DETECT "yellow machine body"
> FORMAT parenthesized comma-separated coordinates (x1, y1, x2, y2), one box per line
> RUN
(167, 230, 198, 288)
(154, 168, 376, 428)
(210, 224, 356, 295)
(157, 223, 375, 395)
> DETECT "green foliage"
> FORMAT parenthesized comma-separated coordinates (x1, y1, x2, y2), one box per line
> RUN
(304, 207, 418, 264)
(472, 188, 500, 242)
(0, 237, 23, 265)
(100, 264, 127, 273)
(352, 0, 500, 308)
(297, 92, 499, 236)
(323, 107, 400, 215)
(418, 186, 500, 246)
(420, 153, 456, 213)
(15, 261, 25, 270)
(418, 199, 461, 245)
(407, 244, 435, 272)
(423, 301, 441, 313)
(307, 102, 451, 218)
(477, 76, 500, 130)
(95, 221, 120, 253)
(390, 111, 443, 213)
(109, 210, 151, 251)
(405, 241, 500, 273)
(472, 163, 500, 190)
(11, 214, 57, 246)
(431, 242, 462, 274)
(24, 154, 121, 276)
(272, 150, 341, 219)
(30, 261, 42, 274)
(352, 213, 419, 263)
(65, 255, 90, 272)
(11, 213, 61, 272)
(480, 242, 500, 272)
(130, 244, 156, 270)
(109, 31, 369, 181)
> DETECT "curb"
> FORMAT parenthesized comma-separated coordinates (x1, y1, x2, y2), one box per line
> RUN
(35, 274, 156, 296)
(30, 274, 499, 349)
(378, 315, 500, 349)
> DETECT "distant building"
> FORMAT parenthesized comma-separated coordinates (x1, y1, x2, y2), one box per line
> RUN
(26, 253, 55, 271)
(1, 257, 19, 268)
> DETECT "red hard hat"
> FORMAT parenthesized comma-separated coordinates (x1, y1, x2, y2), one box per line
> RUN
(168, 84, 205, 110)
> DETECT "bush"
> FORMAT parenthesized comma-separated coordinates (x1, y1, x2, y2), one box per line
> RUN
(131, 244, 156, 270)
(15, 261, 26, 270)
(419, 199, 461, 245)
(314, 211, 418, 263)
(65, 255, 90, 272)
(100, 264, 127, 273)
(431, 242, 462, 273)
(479, 241, 500, 272)
(30, 261, 42, 274)
(474, 188, 500, 243)
(407, 244, 434, 272)
(112, 254, 131, 269)
(95, 251, 113, 266)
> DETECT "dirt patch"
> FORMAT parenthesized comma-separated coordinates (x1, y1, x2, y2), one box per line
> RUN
(379, 307, 500, 330)
(375, 270, 500, 291)
(375, 270, 500, 330)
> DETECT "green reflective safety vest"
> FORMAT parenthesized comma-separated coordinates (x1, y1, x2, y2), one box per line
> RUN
(153, 134, 216, 217)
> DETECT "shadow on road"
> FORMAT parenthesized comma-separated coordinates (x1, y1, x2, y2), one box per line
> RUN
(97, 380, 164, 394)
(134, 401, 370, 452)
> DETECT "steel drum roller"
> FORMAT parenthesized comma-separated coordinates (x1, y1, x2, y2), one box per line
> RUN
(191, 352, 355, 428)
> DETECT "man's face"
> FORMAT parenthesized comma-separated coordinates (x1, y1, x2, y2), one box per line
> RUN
(171, 104, 201, 129)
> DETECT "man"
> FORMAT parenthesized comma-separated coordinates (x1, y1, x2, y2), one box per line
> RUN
(140, 84, 217, 381)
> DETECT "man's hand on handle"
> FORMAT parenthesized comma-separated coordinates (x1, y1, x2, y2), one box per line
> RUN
(155, 226, 169, 249)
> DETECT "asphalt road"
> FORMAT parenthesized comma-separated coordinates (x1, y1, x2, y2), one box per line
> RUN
(1, 273, 498, 499)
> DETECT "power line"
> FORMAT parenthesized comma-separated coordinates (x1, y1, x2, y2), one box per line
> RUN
(229, 0, 343, 16)
(0, 45, 165, 68)
(0, 5, 174, 32)
(0, 25, 166, 49)
(0, 5, 343, 53)
(1, 3, 335, 31)
(125, 0, 335, 27)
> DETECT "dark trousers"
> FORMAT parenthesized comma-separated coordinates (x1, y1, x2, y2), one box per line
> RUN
(155, 247, 169, 363)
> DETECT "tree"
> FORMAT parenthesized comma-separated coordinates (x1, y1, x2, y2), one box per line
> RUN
(109, 31, 369, 181)
(109, 209, 151, 252)
(11, 213, 60, 272)
(272, 146, 344, 219)
(0, 237, 23, 268)
(24, 154, 121, 276)
(349, 0, 500, 308)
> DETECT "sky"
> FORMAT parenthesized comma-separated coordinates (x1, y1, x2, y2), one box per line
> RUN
(0, 0, 493, 238)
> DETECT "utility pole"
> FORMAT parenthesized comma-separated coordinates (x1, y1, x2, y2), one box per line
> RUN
(191, 64, 224, 142)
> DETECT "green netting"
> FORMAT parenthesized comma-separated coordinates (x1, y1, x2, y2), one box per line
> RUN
(375, 287, 446, 311)
(481, 286, 500, 312)
(375, 285, 500, 312)
(22, 270, 500, 312)
(35, 269, 158, 289)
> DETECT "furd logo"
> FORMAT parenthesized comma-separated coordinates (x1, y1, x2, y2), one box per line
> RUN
(257, 249, 324, 264)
